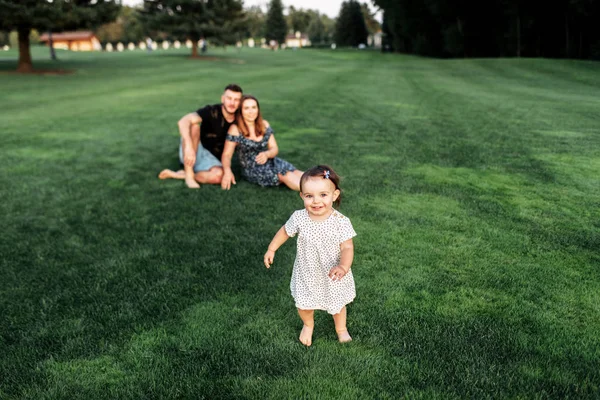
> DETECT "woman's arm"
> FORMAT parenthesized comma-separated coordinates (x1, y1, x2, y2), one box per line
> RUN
(266, 134, 279, 158)
(221, 126, 239, 190)
(255, 121, 278, 165)
(255, 134, 279, 165)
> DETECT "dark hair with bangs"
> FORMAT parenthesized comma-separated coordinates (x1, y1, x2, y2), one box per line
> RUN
(300, 165, 342, 207)
(236, 95, 266, 137)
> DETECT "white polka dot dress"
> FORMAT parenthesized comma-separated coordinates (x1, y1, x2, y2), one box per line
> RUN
(284, 209, 357, 315)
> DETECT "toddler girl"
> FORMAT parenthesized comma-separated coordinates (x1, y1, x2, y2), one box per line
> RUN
(264, 165, 356, 346)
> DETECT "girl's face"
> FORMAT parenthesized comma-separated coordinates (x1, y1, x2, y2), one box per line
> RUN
(241, 99, 259, 122)
(300, 177, 340, 221)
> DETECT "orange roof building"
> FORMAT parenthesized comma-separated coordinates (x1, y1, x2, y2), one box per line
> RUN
(39, 31, 101, 51)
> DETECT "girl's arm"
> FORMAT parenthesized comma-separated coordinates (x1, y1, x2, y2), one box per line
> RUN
(264, 226, 290, 268)
(221, 126, 239, 190)
(329, 238, 354, 281)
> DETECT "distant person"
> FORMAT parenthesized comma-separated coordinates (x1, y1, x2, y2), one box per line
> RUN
(220, 95, 303, 191)
(264, 165, 357, 346)
(146, 37, 152, 52)
(158, 84, 243, 188)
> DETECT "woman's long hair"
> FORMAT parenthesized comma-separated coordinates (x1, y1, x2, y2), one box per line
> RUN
(236, 95, 266, 137)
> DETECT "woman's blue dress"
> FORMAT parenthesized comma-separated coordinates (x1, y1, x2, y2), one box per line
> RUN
(226, 126, 296, 186)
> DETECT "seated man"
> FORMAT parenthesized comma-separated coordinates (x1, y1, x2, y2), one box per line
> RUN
(158, 84, 243, 188)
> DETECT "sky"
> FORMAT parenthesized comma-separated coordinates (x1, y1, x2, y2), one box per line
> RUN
(121, 0, 382, 20)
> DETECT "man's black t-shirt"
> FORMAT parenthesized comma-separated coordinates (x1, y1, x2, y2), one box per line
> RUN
(196, 104, 234, 159)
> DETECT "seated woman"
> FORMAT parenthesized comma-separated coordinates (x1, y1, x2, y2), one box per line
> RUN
(221, 95, 303, 191)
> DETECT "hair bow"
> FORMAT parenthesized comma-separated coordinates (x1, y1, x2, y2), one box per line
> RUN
(324, 170, 330, 179)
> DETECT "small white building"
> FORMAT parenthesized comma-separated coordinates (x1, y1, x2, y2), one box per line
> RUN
(368, 32, 383, 48)
(285, 32, 310, 48)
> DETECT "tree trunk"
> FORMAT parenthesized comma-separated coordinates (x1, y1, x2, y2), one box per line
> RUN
(17, 27, 33, 72)
(191, 41, 198, 57)
(517, 15, 521, 57)
(565, 15, 569, 58)
(456, 17, 466, 57)
(48, 31, 57, 61)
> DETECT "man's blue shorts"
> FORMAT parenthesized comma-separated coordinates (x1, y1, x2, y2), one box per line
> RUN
(179, 139, 222, 173)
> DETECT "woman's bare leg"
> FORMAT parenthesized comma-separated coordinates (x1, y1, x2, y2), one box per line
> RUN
(278, 169, 303, 191)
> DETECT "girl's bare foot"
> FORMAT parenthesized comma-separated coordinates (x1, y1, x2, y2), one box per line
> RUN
(158, 169, 185, 180)
(336, 330, 352, 343)
(299, 325, 314, 346)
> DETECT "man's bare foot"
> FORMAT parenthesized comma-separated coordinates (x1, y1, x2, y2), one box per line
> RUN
(158, 169, 185, 180)
(336, 330, 352, 343)
(185, 177, 200, 189)
(299, 325, 314, 346)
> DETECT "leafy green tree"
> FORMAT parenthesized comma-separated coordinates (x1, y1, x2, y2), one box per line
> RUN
(361, 2, 381, 35)
(307, 13, 326, 44)
(334, 0, 368, 47)
(305, 12, 335, 45)
(141, 0, 244, 56)
(265, 0, 287, 44)
(244, 5, 266, 39)
(287, 6, 312, 34)
(0, 0, 120, 72)
(96, 6, 145, 44)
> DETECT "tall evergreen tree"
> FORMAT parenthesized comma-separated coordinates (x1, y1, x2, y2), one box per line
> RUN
(142, 0, 244, 56)
(307, 12, 326, 44)
(244, 5, 266, 39)
(0, 0, 120, 72)
(265, 0, 287, 44)
(334, 1, 368, 47)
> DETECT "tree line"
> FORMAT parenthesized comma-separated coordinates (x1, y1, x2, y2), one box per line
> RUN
(373, 0, 600, 59)
(0, 0, 379, 71)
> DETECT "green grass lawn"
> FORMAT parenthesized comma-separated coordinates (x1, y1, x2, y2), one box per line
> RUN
(1, 46, 599, 399)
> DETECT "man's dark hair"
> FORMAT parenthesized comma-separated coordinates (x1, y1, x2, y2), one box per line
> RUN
(224, 83, 243, 94)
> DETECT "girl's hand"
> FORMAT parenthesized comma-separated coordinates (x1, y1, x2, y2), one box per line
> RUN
(264, 250, 275, 268)
(255, 152, 269, 165)
(329, 266, 348, 281)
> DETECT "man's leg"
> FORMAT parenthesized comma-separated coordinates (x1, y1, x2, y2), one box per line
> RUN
(158, 124, 201, 187)
(188, 145, 224, 185)
(183, 124, 201, 188)
(194, 166, 224, 185)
